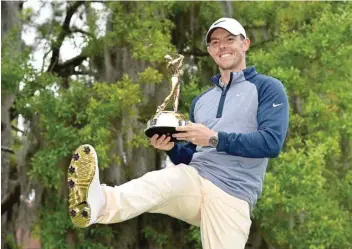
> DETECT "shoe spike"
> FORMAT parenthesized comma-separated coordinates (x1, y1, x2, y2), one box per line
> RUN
(68, 165, 75, 173)
(83, 146, 90, 154)
(72, 153, 80, 161)
(68, 179, 75, 188)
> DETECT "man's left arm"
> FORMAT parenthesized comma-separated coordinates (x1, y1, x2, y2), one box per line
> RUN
(217, 78, 289, 158)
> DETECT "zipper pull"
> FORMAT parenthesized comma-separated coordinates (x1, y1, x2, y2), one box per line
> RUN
(222, 88, 226, 96)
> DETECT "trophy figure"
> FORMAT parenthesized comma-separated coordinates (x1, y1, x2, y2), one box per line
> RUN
(145, 54, 190, 142)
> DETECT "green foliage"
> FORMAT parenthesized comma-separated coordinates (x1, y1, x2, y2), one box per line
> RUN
(34, 199, 113, 249)
(138, 67, 164, 85)
(19, 72, 145, 187)
(5, 234, 18, 249)
(1, 26, 31, 93)
(179, 75, 210, 118)
(186, 226, 202, 249)
(143, 226, 169, 247)
(254, 141, 350, 248)
(34, 201, 73, 249)
(246, 2, 352, 248)
(76, 225, 114, 249)
(107, 1, 175, 62)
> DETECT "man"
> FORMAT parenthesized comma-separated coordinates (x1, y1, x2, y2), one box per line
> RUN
(68, 17, 289, 249)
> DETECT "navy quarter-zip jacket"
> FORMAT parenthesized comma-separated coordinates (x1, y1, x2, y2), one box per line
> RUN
(166, 66, 289, 209)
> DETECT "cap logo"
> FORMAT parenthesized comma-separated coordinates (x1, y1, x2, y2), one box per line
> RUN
(213, 20, 226, 26)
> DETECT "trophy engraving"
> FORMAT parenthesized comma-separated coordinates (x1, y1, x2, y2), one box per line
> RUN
(145, 54, 190, 142)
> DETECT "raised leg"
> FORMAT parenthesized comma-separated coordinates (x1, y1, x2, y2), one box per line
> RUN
(96, 165, 202, 226)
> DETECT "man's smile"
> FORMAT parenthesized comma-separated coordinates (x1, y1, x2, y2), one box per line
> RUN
(219, 53, 233, 59)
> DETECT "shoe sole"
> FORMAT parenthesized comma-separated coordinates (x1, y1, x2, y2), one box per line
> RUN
(68, 144, 96, 228)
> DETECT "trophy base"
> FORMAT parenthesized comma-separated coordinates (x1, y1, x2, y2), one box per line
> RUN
(145, 111, 189, 142)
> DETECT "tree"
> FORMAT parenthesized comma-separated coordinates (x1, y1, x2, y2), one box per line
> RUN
(1, 1, 27, 248)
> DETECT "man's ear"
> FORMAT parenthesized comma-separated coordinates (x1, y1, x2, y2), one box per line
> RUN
(242, 39, 251, 52)
(207, 45, 211, 55)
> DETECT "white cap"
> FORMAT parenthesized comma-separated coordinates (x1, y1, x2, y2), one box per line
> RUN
(205, 17, 247, 44)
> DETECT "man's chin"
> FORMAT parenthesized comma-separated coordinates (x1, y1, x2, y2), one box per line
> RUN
(217, 57, 242, 71)
(219, 64, 237, 71)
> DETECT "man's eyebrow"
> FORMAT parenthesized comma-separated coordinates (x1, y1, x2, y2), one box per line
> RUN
(210, 34, 236, 41)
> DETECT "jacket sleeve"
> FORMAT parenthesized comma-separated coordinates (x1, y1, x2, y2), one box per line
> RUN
(165, 98, 197, 165)
(217, 78, 289, 158)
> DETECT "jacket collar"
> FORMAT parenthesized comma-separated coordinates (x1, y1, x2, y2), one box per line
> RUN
(210, 66, 258, 87)
(243, 66, 258, 80)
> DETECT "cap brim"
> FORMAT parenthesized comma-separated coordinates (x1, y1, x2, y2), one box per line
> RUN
(205, 25, 246, 44)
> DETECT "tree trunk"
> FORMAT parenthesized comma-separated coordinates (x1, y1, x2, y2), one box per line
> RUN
(1, 2, 23, 248)
(221, 1, 234, 17)
(245, 220, 270, 249)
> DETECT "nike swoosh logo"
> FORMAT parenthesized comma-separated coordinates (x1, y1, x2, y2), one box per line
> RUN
(236, 93, 243, 97)
(213, 20, 226, 26)
(273, 103, 283, 107)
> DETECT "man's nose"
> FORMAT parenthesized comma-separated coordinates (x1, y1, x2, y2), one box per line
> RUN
(219, 40, 227, 49)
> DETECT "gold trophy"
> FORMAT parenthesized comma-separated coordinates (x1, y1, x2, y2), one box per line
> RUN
(145, 54, 189, 142)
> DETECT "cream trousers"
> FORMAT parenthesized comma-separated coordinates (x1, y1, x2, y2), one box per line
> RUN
(97, 164, 251, 249)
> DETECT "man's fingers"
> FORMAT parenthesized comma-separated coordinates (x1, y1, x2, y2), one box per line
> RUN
(176, 126, 191, 132)
(150, 134, 174, 150)
(150, 134, 159, 145)
(172, 131, 188, 138)
(157, 135, 166, 144)
(176, 124, 192, 132)
(162, 136, 171, 145)
(176, 121, 197, 132)
(158, 135, 172, 146)
(151, 134, 167, 148)
(183, 137, 195, 142)
(158, 135, 166, 143)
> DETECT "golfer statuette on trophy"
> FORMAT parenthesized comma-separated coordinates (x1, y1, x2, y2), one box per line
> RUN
(145, 53, 189, 142)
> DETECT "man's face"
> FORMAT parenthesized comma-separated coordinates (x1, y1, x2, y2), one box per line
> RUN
(207, 28, 250, 71)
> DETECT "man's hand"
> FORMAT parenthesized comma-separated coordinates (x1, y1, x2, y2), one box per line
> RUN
(172, 123, 217, 146)
(150, 134, 175, 151)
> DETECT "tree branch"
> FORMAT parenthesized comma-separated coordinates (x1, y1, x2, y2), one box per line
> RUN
(47, 1, 85, 73)
(1, 146, 14, 154)
(73, 70, 92, 76)
(70, 27, 94, 37)
(42, 48, 52, 73)
(53, 54, 88, 78)
(59, 54, 87, 69)
(11, 125, 24, 133)
(45, 1, 94, 80)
